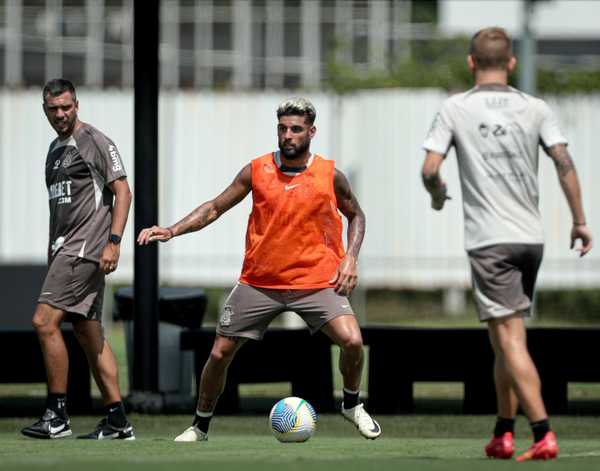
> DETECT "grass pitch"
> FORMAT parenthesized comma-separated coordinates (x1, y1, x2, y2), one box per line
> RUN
(2, 414, 600, 471)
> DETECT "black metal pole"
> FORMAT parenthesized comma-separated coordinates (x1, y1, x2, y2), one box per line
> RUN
(133, 0, 159, 392)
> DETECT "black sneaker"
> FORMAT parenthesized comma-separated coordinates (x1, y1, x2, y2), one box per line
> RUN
(77, 418, 135, 440)
(21, 409, 72, 439)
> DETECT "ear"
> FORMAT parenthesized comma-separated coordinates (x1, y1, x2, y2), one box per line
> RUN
(507, 56, 517, 73)
(467, 55, 476, 73)
(309, 125, 316, 139)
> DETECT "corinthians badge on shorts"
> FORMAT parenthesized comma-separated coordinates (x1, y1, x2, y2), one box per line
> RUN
(220, 305, 233, 326)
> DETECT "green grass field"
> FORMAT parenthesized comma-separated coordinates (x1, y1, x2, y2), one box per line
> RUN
(2, 414, 600, 471)
(3, 325, 600, 470)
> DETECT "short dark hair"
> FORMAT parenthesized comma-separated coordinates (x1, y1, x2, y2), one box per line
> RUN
(43, 78, 77, 103)
(470, 27, 513, 71)
(276, 97, 316, 125)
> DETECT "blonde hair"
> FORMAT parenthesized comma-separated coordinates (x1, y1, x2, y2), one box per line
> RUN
(276, 97, 316, 125)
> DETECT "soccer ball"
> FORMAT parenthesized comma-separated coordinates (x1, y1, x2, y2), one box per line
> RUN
(269, 396, 317, 443)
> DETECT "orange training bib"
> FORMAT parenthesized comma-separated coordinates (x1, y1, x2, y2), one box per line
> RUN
(239, 153, 345, 289)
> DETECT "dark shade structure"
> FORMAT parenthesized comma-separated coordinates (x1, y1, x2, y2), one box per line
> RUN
(133, 0, 160, 392)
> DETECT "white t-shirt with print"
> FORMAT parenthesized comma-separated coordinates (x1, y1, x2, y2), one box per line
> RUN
(423, 84, 567, 250)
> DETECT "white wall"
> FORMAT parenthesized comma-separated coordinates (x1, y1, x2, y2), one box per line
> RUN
(439, 0, 600, 38)
(1, 89, 598, 289)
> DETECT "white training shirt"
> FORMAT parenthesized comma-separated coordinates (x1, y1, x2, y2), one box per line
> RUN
(423, 84, 567, 251)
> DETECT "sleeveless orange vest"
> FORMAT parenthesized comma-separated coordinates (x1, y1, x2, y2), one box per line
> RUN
(239, 153, 345, 289)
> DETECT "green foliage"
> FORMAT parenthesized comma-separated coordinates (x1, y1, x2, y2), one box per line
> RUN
(365, 288, 600, 325)
(326, 37, 600, 94)
(538, 68, 600, 94)
(410, 0, 438, 24)
(537, 289, 600, 320)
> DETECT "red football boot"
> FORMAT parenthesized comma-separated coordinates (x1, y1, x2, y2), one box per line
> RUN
(516, 431, 559, 462)
(485, 432, 515, 459)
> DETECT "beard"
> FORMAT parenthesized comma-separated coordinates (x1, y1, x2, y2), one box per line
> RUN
(53, 115, 77, 137)
(279, 138, 310, 159)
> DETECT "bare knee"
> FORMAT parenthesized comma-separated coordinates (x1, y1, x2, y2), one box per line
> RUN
(493, 328, 526, 356)
(208, 343, 238, 367)
(339, 334, 363, 355)
(32, 305, 62, 337)
(489, 315, 527, 355)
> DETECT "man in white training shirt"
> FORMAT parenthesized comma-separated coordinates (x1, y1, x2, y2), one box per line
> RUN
(422, 27, 592, 462)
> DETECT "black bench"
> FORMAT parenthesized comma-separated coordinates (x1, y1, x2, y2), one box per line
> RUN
(181, 325, 600, 414)
(365, 326, 600, 414)
(180, 327, 335, 413)
(0, 265, 92, 414)
(0, 330, 92, 413)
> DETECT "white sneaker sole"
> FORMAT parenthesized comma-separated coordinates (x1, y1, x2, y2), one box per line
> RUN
(50, 429, 73, 439)
(174, 428, 207, 442)
(341, 411, 382, 440)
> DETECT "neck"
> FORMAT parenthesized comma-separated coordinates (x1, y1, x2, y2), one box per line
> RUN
(474, 69, 508, 86)
(280, 151, 311, 169)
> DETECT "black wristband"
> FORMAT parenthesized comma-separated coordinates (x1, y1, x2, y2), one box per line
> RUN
(109, 233, 122, 244)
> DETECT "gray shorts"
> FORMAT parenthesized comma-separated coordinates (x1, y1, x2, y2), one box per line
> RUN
(38, 253, 105, 321)
(216, 283, 355, 340)
(468, 244, 543, 322)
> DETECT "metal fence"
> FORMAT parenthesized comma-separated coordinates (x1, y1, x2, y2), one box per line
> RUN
(1, 0, 416, 89)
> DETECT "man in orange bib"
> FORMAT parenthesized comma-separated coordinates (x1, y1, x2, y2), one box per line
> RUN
(138, 97, 380, 442)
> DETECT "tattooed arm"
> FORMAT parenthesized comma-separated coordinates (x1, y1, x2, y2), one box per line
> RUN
(137, 164, 252, 244)
(546, 143, 592, 256)
(330, 169, 365, 295)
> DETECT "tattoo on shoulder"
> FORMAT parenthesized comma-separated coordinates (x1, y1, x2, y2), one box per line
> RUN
(549, 145, 575, 177)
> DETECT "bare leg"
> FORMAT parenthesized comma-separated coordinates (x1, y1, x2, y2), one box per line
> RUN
(173, 335, 247, 441)
(494, 355, 518, 418)
(488, 314, 547, 422)
(72, 319, 121, 405)
(321, 314, 380, 439)
(197, 335, 247, 412)
(320, 315, 364, 391)
(22, 303, 73, 438)
(32, 303, 68, 393)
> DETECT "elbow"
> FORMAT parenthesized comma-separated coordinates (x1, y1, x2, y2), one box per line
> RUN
(121, 189, 133, 209)
(358, 207, 366, 225)
(207, 202, 221, 223)
(348, 209, 366, 229)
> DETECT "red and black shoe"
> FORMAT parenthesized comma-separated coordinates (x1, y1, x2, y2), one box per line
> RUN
(485, 432, 515, 459)
(516, 431, 559, 461)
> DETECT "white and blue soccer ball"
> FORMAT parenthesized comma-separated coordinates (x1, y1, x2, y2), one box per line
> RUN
(269, 396, 317, 443)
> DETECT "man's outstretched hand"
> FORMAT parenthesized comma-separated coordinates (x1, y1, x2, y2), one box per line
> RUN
(137, 226, 173, 245)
